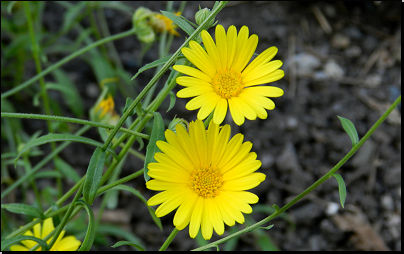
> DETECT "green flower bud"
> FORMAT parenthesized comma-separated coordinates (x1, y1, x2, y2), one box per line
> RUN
(132, 7, 156, 43)
(168, 118, 189, 133)
(195, 7, 214, 27)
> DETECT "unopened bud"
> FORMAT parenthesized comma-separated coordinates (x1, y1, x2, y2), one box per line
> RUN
(195, 7, 214, 27)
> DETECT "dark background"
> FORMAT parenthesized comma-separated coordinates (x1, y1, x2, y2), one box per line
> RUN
(2, 1, 401, 251)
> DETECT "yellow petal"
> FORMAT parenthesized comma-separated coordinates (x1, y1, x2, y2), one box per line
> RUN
(189, 196, 204, 238)
(213, 98, 228, 125)
(174, 192, 199, 230)
(182, 47, 215, 78)
(186, 92, 218, 111)
(238, 92, 268, 119)
(147, 163, 189, 183)
(242, 60, 283, 83)
(211, 124, 231, 166)
(228, 98, 245, 125)
(177, 86, 213, 98)
(208, 198, 225, 236)
(176, 76, 211, 87)
(226, 26, 238, 70)
(222, 172, 266, 191)
(243, 86, 284, 97)
(231, 97, 257, 120)
(243, 69, 284, 87)
(155, 188, 189, 217)
(173, 65, 212, 83)
(197, 93, 221, 120)
(242, 46, 278, 77)
(217, 133, 244, 171)
(201, 30, 221, 70)
(215, 24, 227, 70)
(218, 142, 254, 173)
(219, 191, 253, 214)
(201, 199, 214, 240)
(222, 159, 262, 181)
(233, 34, 258, 74)
(52, 236, 81, 251)
(146, 179, 181, 191)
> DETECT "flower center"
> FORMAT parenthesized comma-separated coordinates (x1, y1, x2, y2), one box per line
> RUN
(189, 165, 223, 198)
(211, 69, 244, 99)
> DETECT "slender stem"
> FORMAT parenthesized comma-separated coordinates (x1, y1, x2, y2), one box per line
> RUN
(1, 125, 91, 200)
(193, 95, 401, 251)
(160, 228, 179, 251)
(97, 169, 144, 196)
(1, 28, 136, 99)
(101, 1, 229, 151)
(48, 180, 85, 250)
(0, 112, 149, 139)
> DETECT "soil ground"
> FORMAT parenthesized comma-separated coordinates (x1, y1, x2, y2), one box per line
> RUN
(2, 1, 401, 251)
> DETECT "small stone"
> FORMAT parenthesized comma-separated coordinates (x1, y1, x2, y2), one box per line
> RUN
(285, 116, 299, 131)
(381, 194, 394, 211)
(326, 202, 340, 215)
(292, 53, 321, 76)
(331, 33, 351, 49)
(345, 45, 362, 58)
(324, 59, 345, 78)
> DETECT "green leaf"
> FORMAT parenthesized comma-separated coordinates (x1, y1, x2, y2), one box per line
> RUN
(144, 112, 165, 182)
(130, 56, 172, 81)
(113, 185, 162, 231)
(112, 240, 145, 251)
(15, 133, 117, 167)
(83, 147, 107, 205)
(51, 69, 84, 117)
(332, 173, 347, 208)
(337, 116, 359, 147)
(258, 224, 274, 230)
(96, 224, 144, 248)
(123, 97, 136, 116)
(161, 11, 195, 36)
(1, 203, 43, 219)
(1, 235, 49, 251)
(75, 200, 95, 251)
(166, 91, 176, 113)
(54, 158, 81, 183)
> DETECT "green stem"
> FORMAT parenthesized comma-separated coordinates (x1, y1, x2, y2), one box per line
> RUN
(47, 180, 85, 250)
(101, 1, 229, 152)
(193, 95, 401, 251)
(96, 169, 144, 197)
(1, 125, 91, 200)
(1, 28, 136, 99)
(160, 228, 179, 251)
(0, 112, 149, 139)
(23, 1, 62, 196)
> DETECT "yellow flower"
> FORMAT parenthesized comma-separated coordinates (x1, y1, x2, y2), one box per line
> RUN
(173, 25, 285, 125)
(152, 12, 181, 36)
(146, 119, 265, 240)
(9, 218, 81, 251)
(96, 94, 115, 118)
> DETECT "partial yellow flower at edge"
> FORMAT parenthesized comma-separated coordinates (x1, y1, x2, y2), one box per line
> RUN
(173, 24, 285, 125)
(146, 119, 265, 240)
(152, 11, 181, 36)
(96, 94, 115, 118)
(9, 218, 81, 251)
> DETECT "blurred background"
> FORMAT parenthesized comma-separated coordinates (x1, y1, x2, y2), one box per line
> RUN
(1, 1, 401, 251)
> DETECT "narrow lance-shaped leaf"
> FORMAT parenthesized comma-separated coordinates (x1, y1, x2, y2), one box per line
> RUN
(75, 200, 95, 251)
(166, 91, 176, 113)
(83, 147, 107, 205)
(144, 112, 165, 182)
(337, 116, 359, 147)
(15, 133, 117, 167)
(331, 173, 347, 208)
(1, 203, 44, 220)
(1, 236, 49, 251)
(161, 11, 195, 36)
(112, 240, 146, 251)
(131, 56, 172, 81)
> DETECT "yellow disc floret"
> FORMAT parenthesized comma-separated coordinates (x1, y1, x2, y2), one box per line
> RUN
(189, 164, 223, 198)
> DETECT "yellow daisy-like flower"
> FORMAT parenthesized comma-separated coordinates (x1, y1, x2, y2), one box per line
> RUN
(9, 218, 81, 251)
(152, 12, 181, 36)
(173, 25, 285, 125)
(146, 119, 265, 240)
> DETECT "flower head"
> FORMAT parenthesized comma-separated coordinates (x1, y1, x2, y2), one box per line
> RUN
(10, 218, 81, 251)
(173, 25, 284, 125)
(93, 94, 120, 125)
(146, 119, 265, 240)
(151, 12, 181, 36)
